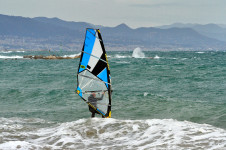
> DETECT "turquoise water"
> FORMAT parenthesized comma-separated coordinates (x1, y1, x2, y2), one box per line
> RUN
(0, 50, 226, 149)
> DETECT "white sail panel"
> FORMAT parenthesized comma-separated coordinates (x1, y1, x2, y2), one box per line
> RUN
(87, 33, 103, 72)
(78, 70, 109, 114)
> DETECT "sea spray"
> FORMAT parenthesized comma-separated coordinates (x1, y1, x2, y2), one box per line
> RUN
(132, 47, 145, 58)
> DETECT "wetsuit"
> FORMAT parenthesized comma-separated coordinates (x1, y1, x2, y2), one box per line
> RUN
(88, 94, 104, 118)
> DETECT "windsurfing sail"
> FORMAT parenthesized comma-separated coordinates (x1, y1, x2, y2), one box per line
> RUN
(76, 28, 112, 118)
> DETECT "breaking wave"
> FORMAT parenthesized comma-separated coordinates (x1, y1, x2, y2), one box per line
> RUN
(132, 47, 145, 58)
(154, 55, 160, 59)
(0, 55, 23, 59)
(0, 51, 25, 53)
(0, 51, 13, 53)
(0, 117, 225, 150)
(114, 54, 132, 58)
(62, 53, 81, 58)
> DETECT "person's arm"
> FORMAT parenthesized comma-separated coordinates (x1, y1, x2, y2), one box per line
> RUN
(96, 92, 105, 100)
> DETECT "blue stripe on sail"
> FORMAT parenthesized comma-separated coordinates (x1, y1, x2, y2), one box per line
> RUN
(79, 29, 96, 73)
(77, 86, 82, 97)
(97, 67, 109, 89)
(97, 108, 105, 116)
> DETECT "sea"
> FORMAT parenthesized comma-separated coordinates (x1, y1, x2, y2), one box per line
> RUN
(0, 50, 226, 150)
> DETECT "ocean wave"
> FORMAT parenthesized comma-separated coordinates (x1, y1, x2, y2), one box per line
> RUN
(0, 118, 225, 150)
(132, 47, 145, 58)
(62, 53, 81, 58)
(154, 55, 160, 59)
(0, 51, 25, 53)
(15, 51, 25, 53)
(114, 54, 132, 58)
(0, 55, 23, 59)
(115, 61, 130, 64)
(144, 92, 148, 96)
(0, 51, 13, 53)
(112, 54, 159, 59)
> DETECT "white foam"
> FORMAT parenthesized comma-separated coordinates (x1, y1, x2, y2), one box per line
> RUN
(0, 141, 32, 150)
(0, 55, 23, 59)
(144, 92, 148, 96)
(196, 52, 205, 54)
(132, 47, 145, 58)
(62, 52, 81, 58)
(154, 55, 160, 59)
(0, 118, 225, 149)
(115, 61, 130, 64)
(0, 51, 25, 53)
(114, 54, 132, 58)
(0, 51, 12, 53)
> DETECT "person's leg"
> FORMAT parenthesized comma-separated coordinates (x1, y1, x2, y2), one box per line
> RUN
(91, 112, 95, 118)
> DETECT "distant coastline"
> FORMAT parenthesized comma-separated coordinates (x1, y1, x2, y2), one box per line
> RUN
(1, 14, 226, 51)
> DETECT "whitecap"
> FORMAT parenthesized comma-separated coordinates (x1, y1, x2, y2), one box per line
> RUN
(144, 92, 148, 96)
(0, 55, 23, 59)
(154, 55, 160, 59)
(15, 51, 25, 53)
(196, 52, 205, 54)
(132, 47, 145, 58)
(0, 51, 12, 53)
(62, 52, 81, 58)
(115, 61, 130, 64)
(114, 54, 131, 58)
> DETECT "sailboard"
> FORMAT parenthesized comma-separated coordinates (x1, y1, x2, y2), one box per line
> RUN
(76, 28, 112, 118)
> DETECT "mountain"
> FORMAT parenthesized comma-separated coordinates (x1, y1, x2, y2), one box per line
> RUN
(33, 17, 95, 32)
(0, 14, 226, 51)
(0, 14, 85, 50)
(218, 24, 226, 28)
(192, 24, 226, 42)
(158, 23, 226, 42)
(100, 25, 225, 50)
(0, 14, 80, 38)
(157, 23, 198, 29)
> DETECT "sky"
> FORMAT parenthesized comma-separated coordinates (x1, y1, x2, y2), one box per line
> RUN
(0, 0, 225, 28)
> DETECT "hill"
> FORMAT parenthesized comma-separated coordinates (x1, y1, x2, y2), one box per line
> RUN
(0, 14, 226, 51)
(158, 23, 226, 42)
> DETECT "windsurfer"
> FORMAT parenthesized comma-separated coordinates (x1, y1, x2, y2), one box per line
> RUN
(88, 92, 105, 118)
